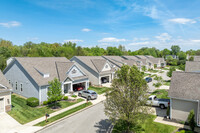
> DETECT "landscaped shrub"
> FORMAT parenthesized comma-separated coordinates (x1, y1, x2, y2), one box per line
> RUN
(153, 82, 162, 88)
(166, 106, 170, 118)
(187, 110, 196, 131)
(57, 95, 63, 101)
(71, 95, 77, 98)
(43, 101, 48, 105)
(27, 97, 39, 107)
(63, 96, 68, 100)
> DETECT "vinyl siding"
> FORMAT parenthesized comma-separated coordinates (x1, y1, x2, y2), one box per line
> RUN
(3, 60, 39, 99)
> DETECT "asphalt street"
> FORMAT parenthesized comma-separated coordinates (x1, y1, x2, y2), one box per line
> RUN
(37, 102, 111, 133)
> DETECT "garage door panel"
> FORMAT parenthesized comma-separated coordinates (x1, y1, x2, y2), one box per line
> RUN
(172, 98, 197, 122)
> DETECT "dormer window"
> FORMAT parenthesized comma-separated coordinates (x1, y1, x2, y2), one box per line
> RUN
(72, 69, 77, 74)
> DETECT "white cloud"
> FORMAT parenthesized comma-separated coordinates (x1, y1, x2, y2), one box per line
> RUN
(0, 21, 21, 28)
(81, 28, 91, 32)
(155, 33, 171, 42)
(98, 37, 126, 43)
(168, 18, 196, 24)
(128, 41, 150, 46)
(64, 39, 84, 43)
(191, 40, 200, 43)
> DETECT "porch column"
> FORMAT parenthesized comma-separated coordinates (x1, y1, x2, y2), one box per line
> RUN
(61, 83, 64, 94)
(70, 83, 73, 92)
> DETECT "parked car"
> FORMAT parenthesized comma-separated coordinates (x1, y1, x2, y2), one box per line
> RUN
(146, 95, 170, 109)
(145, 77, 152, 83)
(78, 90, 98, 100)
(101, 77, 108, 83)
(73, 86, 83, 91)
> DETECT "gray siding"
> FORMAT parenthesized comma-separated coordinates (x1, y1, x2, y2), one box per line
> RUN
(68, 65, 84, 78)
(41, 85, 48, 102)
(71, 57, 99, 85)
(3, 60, 39, 99)
(171, 98, 198, 122)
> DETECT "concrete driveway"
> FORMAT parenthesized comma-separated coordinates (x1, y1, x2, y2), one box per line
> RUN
(0, 112, 41, 133)
(37, 102, 111, 133)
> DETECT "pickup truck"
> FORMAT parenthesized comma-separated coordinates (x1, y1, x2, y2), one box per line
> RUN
(147, 95, 170, 109)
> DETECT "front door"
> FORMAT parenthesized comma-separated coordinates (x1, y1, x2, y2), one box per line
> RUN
(0, 98, 4, 113)
(64, 84, 69, 93)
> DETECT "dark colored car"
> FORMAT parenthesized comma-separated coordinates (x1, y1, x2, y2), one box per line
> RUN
(145, 77, 152, 83)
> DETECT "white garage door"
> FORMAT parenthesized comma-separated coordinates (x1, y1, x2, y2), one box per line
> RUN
(0, 98, 4, 113)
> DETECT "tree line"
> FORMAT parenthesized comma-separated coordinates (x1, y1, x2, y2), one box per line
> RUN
(0, 38, 199, 70)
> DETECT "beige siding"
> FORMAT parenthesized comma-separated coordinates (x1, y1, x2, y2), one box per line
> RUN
(0, 91, 11, 112)
(171, 98, 198, 122)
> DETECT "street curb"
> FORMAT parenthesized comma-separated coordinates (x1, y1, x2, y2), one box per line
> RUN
(35, 100, 104, 133)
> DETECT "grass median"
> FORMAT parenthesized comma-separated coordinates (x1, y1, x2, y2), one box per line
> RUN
(34, 102, 92, 126)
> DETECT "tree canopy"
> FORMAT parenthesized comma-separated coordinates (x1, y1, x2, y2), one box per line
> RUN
(104, 65, 149, 132)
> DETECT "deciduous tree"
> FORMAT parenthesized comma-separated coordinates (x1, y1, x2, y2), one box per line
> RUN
(104, 65, 149, 132)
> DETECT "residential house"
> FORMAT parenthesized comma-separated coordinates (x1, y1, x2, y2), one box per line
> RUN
(169, 71, 200, 126)
(136, 55, 166, 68)
(165, 55, 179, 60)
(185, 61, 200, 72)
(3, 57, 89, 103)
(70, 56, 115, 86)
(0, 71, 12, 113)
(102, 56, 138, 68)
(123, 55, 154, 70)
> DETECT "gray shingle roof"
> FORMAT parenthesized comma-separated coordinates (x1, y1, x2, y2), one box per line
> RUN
(15, 57, 70, 86)
(55, 62, 74, 82)
(123, 56, 152, 66)
(73, 56, 114, 74)
(103, 56, 137, 67)
(0, 70, 12, 93)
(169, 71, 200, 100)
(194, 56, 200, 61)
(91, 59, 107, 72)
(185, 61, 200, 72)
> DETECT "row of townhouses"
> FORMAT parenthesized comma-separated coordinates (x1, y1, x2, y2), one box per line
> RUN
(0, 55, 165, 113)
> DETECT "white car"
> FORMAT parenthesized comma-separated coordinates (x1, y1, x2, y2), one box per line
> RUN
(147, 95, 170, 109)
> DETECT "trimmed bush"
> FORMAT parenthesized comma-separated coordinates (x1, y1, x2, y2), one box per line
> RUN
(71, 95, 77, 98)
(187, 110, 196, 131)
(27, 97, 39, 107)
(63, 96, 68, 100)
(43, 101, 48, 105)
(57, 95, 63, 101)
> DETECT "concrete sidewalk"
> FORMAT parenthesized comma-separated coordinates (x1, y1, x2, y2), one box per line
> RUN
(25, 94, 106, 126)
(154, 116, 200, 132)
(0, 112, 41, 133)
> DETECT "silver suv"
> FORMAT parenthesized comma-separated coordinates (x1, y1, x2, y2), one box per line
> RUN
(78, 90, 97, 100)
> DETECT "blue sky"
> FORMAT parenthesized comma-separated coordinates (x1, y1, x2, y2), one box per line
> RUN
(1, 0, 200, 51)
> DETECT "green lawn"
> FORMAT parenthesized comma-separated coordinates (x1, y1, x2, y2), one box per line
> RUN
(144, 73, 151, 77)
(112, 115, 176, 133)
(35, 102, 92, 126)
(151, 89, 169, 99)
(8, 95, 84, 124)
(163, 80, 171, 86)
(88, 86, 109, 94)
